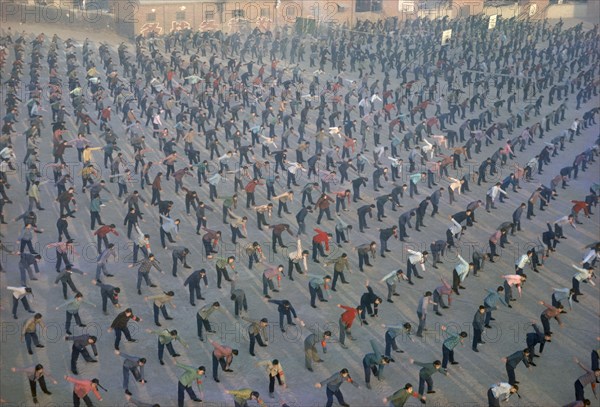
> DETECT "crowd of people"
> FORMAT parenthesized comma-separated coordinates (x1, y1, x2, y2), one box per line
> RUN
(0, 10, 599, 407)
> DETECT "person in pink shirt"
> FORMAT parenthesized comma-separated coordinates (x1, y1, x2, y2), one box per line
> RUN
(502, 275, 527, 306)
(210, 340, 238, 383)
(433, 278, 453, 316)
(64, 375, 104, 406)
(488, 230, 503, 262)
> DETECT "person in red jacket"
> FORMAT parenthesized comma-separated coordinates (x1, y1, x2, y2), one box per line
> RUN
(337, 304, 362, 349)
(64, 375, 104, 407)
(245, 178, 263, 208)
(312, 228, 332, 263)
(571, 200, 590, 224)
(93, 224, 119, 252)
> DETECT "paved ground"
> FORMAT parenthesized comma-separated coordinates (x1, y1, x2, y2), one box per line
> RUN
(0, 16, 599, 407)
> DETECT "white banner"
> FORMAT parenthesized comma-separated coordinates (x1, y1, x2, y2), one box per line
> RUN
(488, 15, 497, 30)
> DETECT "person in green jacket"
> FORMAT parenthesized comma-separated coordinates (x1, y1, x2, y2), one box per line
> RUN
(176, 363, 204, 407)
(409, 358, 448, 403)
(224, 388, 264, 407)
(383, 383, 422, 406)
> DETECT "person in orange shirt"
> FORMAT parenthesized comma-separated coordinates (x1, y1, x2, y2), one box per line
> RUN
(571, 200, 590, 224)
(64, 375, 104, 407)
(312, 228, 332, 263)
(337, 304, 362, 349)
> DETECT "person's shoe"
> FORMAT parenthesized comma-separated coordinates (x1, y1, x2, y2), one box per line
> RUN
(472, 348, 479, 352)
(484, 324, 492, 329)
(408, 281, 415, 285)
(362, 320, 369, 326)
(490, 318, 496, 321)
(28, 350, 33, 355)
(36, 344, 45, 348)
(366, 383, 372, 390)
(32, 397, 38, 404)
(250, 352, 256, 356)
(214, 378, 220, 383)
(125, 390, 132, 396)
(340, 344, 348, 349)
(150, 284, 157, 288)
(225, 369, 234, 372)
(165, 317, 174, 320)
(479, 341, 486, 344)
(387, 299, 394, 303)
(66, 330, 73, 335)
(172, 353, 181, 357)
(427, 390, 436, 394)
(435, 312, 442, 316)
(160, 360, 165, 365)
(105, 273, 114, 277)
(308, 367, 314, 372)
(155, 322, 162, 327)
(43, 391, 51, 395)
(451, 361, 459, 365)
(264, 295, 271, 299)
(79, 324, 87, 328)
(441, 306, 449, 309)
(331, 288, 337, 292)
(530, 362, 537, 367)
(138, 289, 142, 295)
(192, 399, 202, 403)
(72, 369, 78, 375)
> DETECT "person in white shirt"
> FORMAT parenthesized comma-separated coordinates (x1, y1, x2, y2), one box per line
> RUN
(515, 251, 533, 275)
(572, 264, 595, 302)
(406, 249, 428, 285)
(287, 239, 308, 280)
(487, 382, 518, 407)
(446, 217, 464, 249)
(553, 215, 576, 239)
(551, 287, 574, 310)
(486, 182, 507, 212)
(7, 286, 35, 319)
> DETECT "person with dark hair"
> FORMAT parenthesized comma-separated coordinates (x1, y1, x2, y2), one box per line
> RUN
(381, 269, 406, 303)
(176, 364, 205, 406)
(11, 364, 56, 404)
(92, 280, 120, 314)
(211, 340, 238, 382)
(64, 375, 104, 407)
(56, 292, 95, 334)
(7, 285, 35, 319)
(503, 349, 531, 385)
(416, 291, 435, 337)
(406, 249, 428, 284)
(184, 269, 208, 306)
(408, 358, 447, 401)
(483, 286, 508, 328)
(109, 308, 141, 351)
(363, 339, 391, 389)
(359, 281, 382, 325)
(315, 368, 359, 407)
(326, 253, 351, 292)
(21, 313, 45, 355)
(145, 291, 175, 326)
(383, 382, 421, 407)
(18, 253, 42, 285)
(487, 382, 519, 407)
(472, 306, 486, 352)
(337, 303, 361, 349)
(539, 300, 564, 335)
(268, 299, 300, 332)
(229, 278, 248, 318)
(215, 256, 236, 289)
(65, 334, 98, 375)
(243, 316, 269, 356)
(115, 351, 146, 396)
(197, 301, 224, 341)
(146, 328, 186, 365)
(224, 388, 263, 407)
(440, 326, 468, 368)
(304, 325, 332, 371)
(132, 254, 163, 295)
(171, 247, 191, 277)
(525, 323, 552, 366)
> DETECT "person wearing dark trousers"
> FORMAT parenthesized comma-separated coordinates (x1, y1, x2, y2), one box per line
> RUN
(315, 368, 359, 407)
(356, 242, 377, 272)
(115, 351, 146, 396)
(18, 253, 42, 285)
(472, 306, 486, 352)
(327, 253, 351, 292)
(382, 323, 412, 360)
(109, 308, 141, 351)
(93, 281, 120, 314)
(11, 364, 56, 405)
(383, 383, 422, 407)
(416, 291, 434, 337)
(409, 359, 447, 400)
(66, 335, 98, 375)
(359, 281, 382, 325)
(526, 323, 551, 366)
(503, 349, 531, 385)
(229, 278, 248, 318)
(145, 292, 175, 327)
(487, 383, 519, 407)
(65, 376, 104, 407)
(362, 339, 390, 389)
(22, 313, 45, 355)
(215, 256, 236, 289)
(539, 300, 563, 335)
(56, 292, 94, 334)
(268, 299, 299, 332)
(55, 266, 85, 301)
(147, 328, 185, 365)
(381, 269, 406, 303)
(243, 317, 269, 356)
(176, 364, 205, 406)
(483, 286, 508, 328)
(573, 358, 600, 402)
(132, 255, 163, 295)
(7, 286, 35, 319)
(197, 302, 223, 341)
(257, 359, 286, 397)
(171, 247, 191, 277)
(440, 326, 468, 369)
(184, 269, 208, 306)
(210, 340, 238, 382)
(308, 274, 331, 309)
